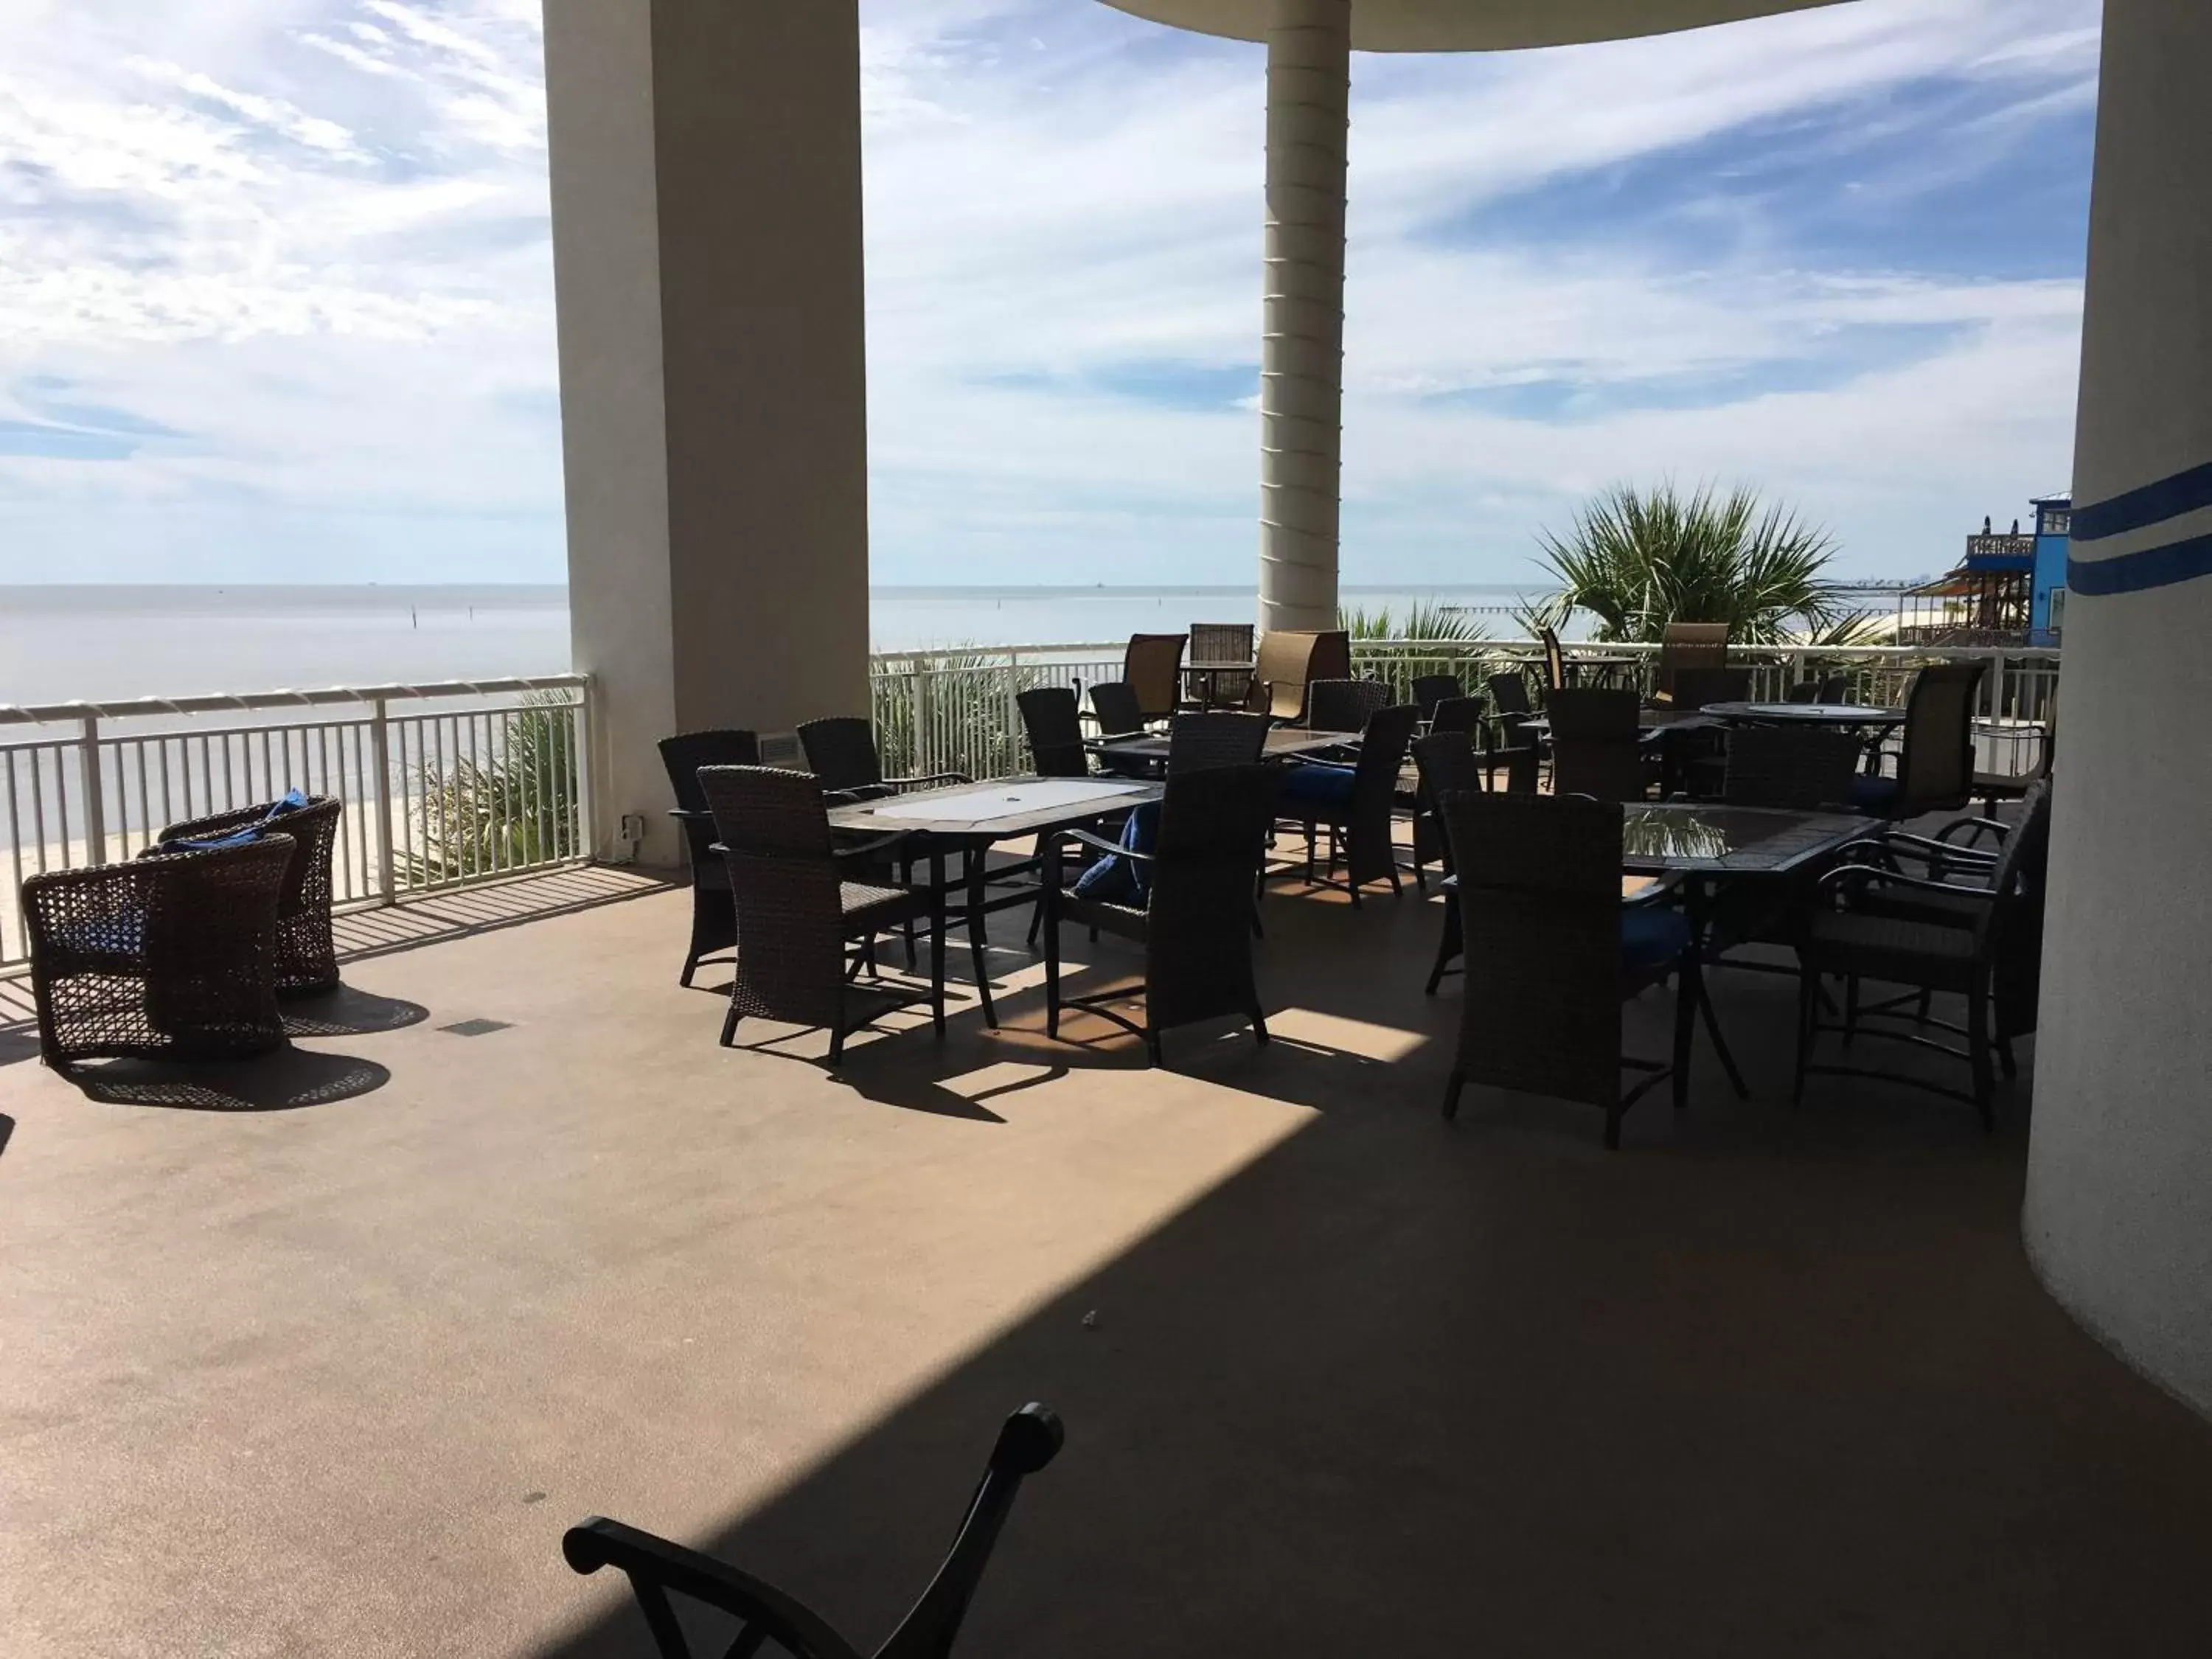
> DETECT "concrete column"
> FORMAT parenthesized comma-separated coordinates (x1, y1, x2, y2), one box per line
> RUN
(2024, 0, 2212, 1418)
(1259, 0, 1351, 636)
(543, 0, 871, 863)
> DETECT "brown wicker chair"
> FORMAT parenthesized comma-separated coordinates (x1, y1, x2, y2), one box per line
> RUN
(1305, 678, 1388, 735)
(1042, 764, 1277, 1065)
(1186, 622, 1255, 708)
(699, 766, 944, 1065)
(1722, 726, 1864, 810)
(25, 835, 296, 1069)
(1547, 688, 1653, 803)
(1851, 660, 1988, 818)
(1794, 779, 2052, 1127)
(1276, 703, 1419, 906)
(1124, 633, 1188, 723)
(1411, 674, 1464, 720)
(1016, 688, 1088, 778)
(564, 1404, 1062, 1659)
(797, 717, 967, 804)
(1666, 666, 1752, 711)
(659, 730, 759, 987)
(1409, 728, 1485, 900)
(1655, 622, 1730, 702)
(155, 794, 342, 994)
(1433, 792, 1696, 1150)
(1167, 712, 1267, 773)
(1246, 629, 1350, 722)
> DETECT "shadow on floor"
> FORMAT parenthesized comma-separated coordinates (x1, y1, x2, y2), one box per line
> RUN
(0, 1112, 13, 1161)
(63, 1047, 392, 1112)
(333, 866, 675, 968)
(280, 984, 432, 1039)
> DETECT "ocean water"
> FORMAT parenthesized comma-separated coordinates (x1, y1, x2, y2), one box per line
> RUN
(0, 583, 1549, 706)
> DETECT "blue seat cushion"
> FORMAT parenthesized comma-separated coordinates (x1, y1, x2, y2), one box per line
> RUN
(1071, 801, 1161, 907)
(1848, 773, 1901, 815)
(1278, 762, 1356, 809)
(155, 788, 314, 856)
(52, 909, 147, 963)
(1621, 906, 1692, 975)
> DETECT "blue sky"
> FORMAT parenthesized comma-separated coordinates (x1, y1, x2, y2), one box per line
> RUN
(0, 0, 2099, 586)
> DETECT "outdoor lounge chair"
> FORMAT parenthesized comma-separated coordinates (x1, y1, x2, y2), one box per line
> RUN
(1043, 763, 1276, 1064)
(699, 766, 945, 1065)
(564, 1404, 1063, 1659)
(24, 835, 296, 1069)
(155, 793, 343, 993)
(660, 730, 760, 987)
(1433, 790, 1697, 1150)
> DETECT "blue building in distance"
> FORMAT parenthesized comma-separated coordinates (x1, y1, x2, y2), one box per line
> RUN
(2031, 493, 2071, 644)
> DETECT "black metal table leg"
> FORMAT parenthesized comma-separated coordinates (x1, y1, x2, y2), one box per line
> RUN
(1686, 877, 1750, 1098)
(964, 844, 998, 1027)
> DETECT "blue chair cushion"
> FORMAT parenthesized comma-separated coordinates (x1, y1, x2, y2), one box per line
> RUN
(156, 789, 314, 855)
(52, 911, 146, 961)
(1071, 801, 1161, 906)
(1621, 906, 1692, 976)
(1278, 762, 1356, 809)
(1848, 773, 1901, 815)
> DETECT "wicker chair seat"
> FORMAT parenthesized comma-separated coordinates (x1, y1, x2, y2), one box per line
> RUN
(1051, 889, 1149, 942)
(841, 880, 931, 928)
(1853, 883, 1990, 929)
(1802, 910, 1978, 987)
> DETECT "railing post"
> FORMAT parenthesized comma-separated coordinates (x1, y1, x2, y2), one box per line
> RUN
(913, 655, 933, 778)
(574, 684, 597, 866)
(371, 697, 397, 905)
(1004, 647, 1022, 775)
(78, 713, 106, 866)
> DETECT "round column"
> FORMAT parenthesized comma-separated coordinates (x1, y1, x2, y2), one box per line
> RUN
(1259, 0, 1351, 636)
(2025, 0, 2212, 1416)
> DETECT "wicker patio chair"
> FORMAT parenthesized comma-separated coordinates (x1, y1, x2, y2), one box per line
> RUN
(25, 835, 295, 1070)
(1794, 779, 2053, 1127)
(1547, 688, 1653, 804)
(1089, 681, 1144, 739)
(1409, 728, 1485, 899)
(1016, 687, 1088, 778)
(698, 766, 944, 1065)
(1666, 666, 1753, 711)
(1654, 622, 1730, 702)
(1433, 791, 1696, 1150)
(1411, 674, 1464, 720)
(797, 717, 968, 805)
(1275, 703, 1419, 906)
(564, 1404, 1063, 1659)
(1305, 678, 1388, 735)
(153, 793, 342, 994)
(1427, 694, 1485, 740)
(1850, 660, 1988, 818)
(660, 730, 759, 987)
(1124, 633, 1189, 722)
(1722, 727, 1863, 810)
(1187, 622, 1255, 708)
(1167, 711, 1267, 773)
(1043, 764, 1277, 1064)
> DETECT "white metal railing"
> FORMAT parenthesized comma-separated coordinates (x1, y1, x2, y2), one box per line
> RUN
(0, 676, 591, 975)
(867, 640, 2061, 785)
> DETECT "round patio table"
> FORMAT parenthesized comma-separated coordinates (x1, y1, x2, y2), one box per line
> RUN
(1700, 700, 1908, 732)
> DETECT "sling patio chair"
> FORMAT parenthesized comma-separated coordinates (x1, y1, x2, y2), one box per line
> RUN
(699, 766, 945, 1066)
(1433, 790, 1698, 1150)
(1245, 629, 1350, 723)
(1042, 763, 1278, 1065)
(564, 1404, 1063, 1659)
(660, 729, 760, 987)
(25, 835, 296, 1071)
(1123, 633, 1189, 723)
(1848, 660, 1989, 819)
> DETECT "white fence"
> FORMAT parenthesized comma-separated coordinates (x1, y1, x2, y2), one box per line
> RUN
(867, 639, 2062, 783)
(0, 676, 591, 975)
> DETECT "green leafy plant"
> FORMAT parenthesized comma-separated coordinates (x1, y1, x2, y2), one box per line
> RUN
(1537, 481, 1862, 646)
(407, 692, 579, 885)
(1338, 599, 1487, 643)
(870, 647, 1047, 781)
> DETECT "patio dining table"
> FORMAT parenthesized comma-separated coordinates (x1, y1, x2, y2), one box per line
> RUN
(1700, 700, 1908, 732)
(1086, 726, 1349, 770)
(827, 775, 1163, 1028)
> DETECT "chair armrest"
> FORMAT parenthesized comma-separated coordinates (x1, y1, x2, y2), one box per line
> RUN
(668, 807, 713, 822)
(832, 832, 911, 862)
(886, 771, 971, 792)
(1817, 864, 1996, 902)
(1934, 815, 2011, 849)
(1882, 830, 2000, 865)
(1048, 827, 1152, 865)
(563, 1518, 866, 1659)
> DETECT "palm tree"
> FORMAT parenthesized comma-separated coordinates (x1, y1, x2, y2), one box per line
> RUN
(1534, 481, 1876, 646)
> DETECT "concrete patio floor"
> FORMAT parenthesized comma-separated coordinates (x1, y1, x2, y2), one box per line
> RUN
(4, 859, 2211, 1657)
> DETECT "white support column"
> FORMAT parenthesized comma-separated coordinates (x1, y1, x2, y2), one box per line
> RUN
(1259, 0, 1351, 637)
(543, 0, 871, 865)
(2025, 0, 2212, 1418)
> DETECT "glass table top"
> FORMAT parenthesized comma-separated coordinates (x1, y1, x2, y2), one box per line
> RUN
(1621, 804, 1867, 874)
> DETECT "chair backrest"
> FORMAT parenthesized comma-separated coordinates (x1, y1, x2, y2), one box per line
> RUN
(796, 717, 883, 795)
(1089, 681, 1145, 737)
(661, 731, 762, 863)
(1018, 687, 1088, 778)
(1436, 792, 1624, 1108)
(1658, 621, 1730, 682)
(563, 1404, 1064, 1659)
(1547, 688, 1648, 802)
(140, 835, 296, 1031)
(1982, 779, 2054, 1037)
(1896, 660, 1989, 815)
(1305, 678, 1388, 734)
(1540, 627, 1568, 692)
(1667, 667, 1753, 711)
(1722, 727, 1864, 810)
(1189, 622, 1254, 665)
(1411, 675, 1464, 719)
(1412, 731, 1486, 865)
(1786, 679, 1818, 703)
(1428, 695, 1486, 738)
(698, 766, 844, 1028)
(1816, 673, 1852, 704)
(1486, 670, 1533, 718)
(1247, 629, 1350, 720)
(1307, 629, 1352, 684)
(1144, 764, 1279, 1027)
(1168, 712, 1267, 773)
(1124, 633, 1188, 720)
(1350, 704, 1422, 827)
